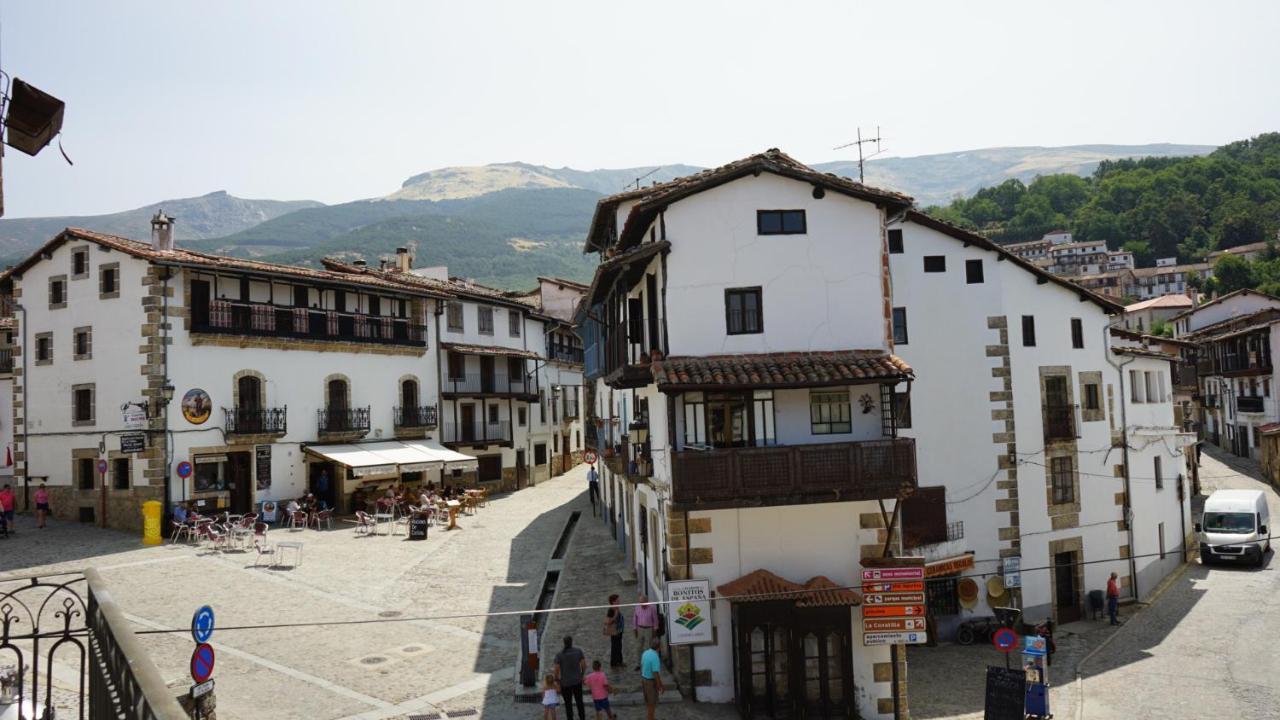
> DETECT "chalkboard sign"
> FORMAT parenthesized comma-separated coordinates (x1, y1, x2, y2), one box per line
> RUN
(408, 515, 429, 541)
(120, 433, 146, 454)
(984, 666, 1026, 720)
(255, 445, 272, 490)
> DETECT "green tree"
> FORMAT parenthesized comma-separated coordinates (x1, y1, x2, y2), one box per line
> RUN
(1213, 254, 1257, 293)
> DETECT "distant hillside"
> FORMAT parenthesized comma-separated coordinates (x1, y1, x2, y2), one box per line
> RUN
(391, 162, 701, 201)
(0, 191, 322, 262)
(821, 143, 1215, 206)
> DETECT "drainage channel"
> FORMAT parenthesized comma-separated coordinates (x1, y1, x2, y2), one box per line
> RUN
(514, 510, 581, 701)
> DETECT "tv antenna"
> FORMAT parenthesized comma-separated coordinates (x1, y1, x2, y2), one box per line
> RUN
(626, 166, 662, 191)
(833, 127, 885, 183)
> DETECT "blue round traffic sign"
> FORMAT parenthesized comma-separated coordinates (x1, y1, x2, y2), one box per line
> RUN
(176, 461, 193, 479)
(992, 627, 1019, 653)
(191, 605, 215, 644)
(190, 643, 215, 683)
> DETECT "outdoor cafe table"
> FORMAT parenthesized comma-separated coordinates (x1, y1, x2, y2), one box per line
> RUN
(373, 512, 394, 536)
(443, 500, 462, 530)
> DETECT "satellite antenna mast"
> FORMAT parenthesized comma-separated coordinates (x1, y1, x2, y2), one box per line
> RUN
(627, 166, 661, 191)
(833, 126, 885, 183)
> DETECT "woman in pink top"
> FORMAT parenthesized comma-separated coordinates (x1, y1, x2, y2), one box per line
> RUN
(34, 482, 50, 528)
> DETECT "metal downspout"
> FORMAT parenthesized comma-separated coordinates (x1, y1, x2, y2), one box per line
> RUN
(1103, 324, 1140, 601)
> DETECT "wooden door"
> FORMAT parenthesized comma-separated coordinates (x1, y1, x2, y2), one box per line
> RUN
(191, 280, 211, 327)
(1054, 551, 1081, 623)
(460, 404, 477, 443)
(227, 452, 254, 514)
(480, 356, 495, 393)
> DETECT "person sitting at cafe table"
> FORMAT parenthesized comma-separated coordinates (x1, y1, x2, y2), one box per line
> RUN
(284, 497, 300, 521)
(351, 486, 368, 513)
(172, 501, 189, 524)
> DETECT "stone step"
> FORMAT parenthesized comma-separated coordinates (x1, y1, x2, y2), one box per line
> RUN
(617, 569, 637, 585)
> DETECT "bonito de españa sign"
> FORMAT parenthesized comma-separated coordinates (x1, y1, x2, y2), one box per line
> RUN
(666, 579, 713, 645)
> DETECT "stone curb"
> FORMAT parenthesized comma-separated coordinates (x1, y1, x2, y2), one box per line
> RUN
(1073, 557, 1193, 720)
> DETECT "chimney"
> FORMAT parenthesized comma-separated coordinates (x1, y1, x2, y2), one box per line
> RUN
(396, 247, 412, 272)
(353, 259, 367, 268)
(151, 210, 175, 251)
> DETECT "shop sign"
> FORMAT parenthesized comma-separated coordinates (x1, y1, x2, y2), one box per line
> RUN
(255, 445, 272, 491)
(120, 433, 146, 454)
(122, 405, 147, 430)
(665, 579, 713, 645)
(351, 464, 398, 478)
(925, 554, 976, 578)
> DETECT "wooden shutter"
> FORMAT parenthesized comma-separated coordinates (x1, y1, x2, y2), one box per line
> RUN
(902, 486, 947, 548)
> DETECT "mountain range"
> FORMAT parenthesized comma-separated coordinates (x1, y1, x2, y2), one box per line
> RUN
(0, 143, 1214, 288)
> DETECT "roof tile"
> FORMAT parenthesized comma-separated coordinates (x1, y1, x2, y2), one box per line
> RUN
(651, 351, 912, 390)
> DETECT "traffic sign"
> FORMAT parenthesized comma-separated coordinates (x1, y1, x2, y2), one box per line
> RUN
(190, 643, 215, 683)
(191, 605, 215, 644)
(863, 617, 926, 632)
(176, 461, 193, 479)
(97, 459, 108, 475)
(861, 581, 925, 594)
(190, 679, 215, 699)
(862, 592, 927, 606)
(584, 450, 597, 465)
(992, 627, 1020, 653)
(861, 567, 924, 581)
(1023, 634, 1049, 657)
(863, 631, 928, 646)
(1002, 556, 1022, 589)
(863, 605, 926, 618)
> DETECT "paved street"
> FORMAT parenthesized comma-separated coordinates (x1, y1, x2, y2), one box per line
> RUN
(1076, 447, 1280, 720)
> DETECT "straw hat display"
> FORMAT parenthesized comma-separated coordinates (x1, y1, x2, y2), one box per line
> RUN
(957, 577, 980, 608)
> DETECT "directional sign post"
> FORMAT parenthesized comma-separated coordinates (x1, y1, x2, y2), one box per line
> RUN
(861, 566, 929, 646)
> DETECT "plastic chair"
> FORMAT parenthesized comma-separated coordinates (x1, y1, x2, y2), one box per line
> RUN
(204, 523, 229, 551)
(289, 511, 308, 531)
(354, 511, 376, 536)
(311, 510, 333, 531)
(252, 537, 276, 567)
(170, 520, 192, 544)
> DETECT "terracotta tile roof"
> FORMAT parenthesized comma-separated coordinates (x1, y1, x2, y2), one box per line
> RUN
(1170, 288, 1280, 322)
(584, 149, 913, 253)
(1259, 423, 1280, 435)
(9, 229, 442, 298)
(1111, 346, 1178, 361)
(651, 351, 912, 390)
(1125, 294, 1193, 312)
(1183, 307, 1280, 340)
(717, 569, 862, 607)
(440, 342, 542, 360)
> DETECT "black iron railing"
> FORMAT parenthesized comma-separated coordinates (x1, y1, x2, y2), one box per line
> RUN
(549, 347, 584, 364)
(441, 372, 537, 396)
(442, 421, 511, 445)
(0, 348, 12, 374)
(317, 406, 371, 434)
(225, 406, 287, 435)
(394, 405, 438, 428)
(194, 299, 426, 348)
(1044, 405, 1076, 441)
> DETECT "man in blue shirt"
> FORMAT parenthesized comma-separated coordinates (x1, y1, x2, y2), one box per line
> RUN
(587, 465, 600, 517)
(640, 638, 664, 720)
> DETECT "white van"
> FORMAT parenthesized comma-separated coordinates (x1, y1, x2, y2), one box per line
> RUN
(1196, 489, 1271, 567)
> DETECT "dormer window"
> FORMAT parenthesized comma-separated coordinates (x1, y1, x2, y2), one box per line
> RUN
(756, 210, 806, 235)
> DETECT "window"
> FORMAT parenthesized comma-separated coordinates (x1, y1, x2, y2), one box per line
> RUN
(539, 390, 546, 423)
(888, 228, 904, 254)
(71, 247, 89, 278)
(440, 355, 463, 384)
(77, 457, 95, 491)
(112, 457, 130, 491)
(1253, 426, 1262, 448)
(1050, 456, 1074, 504)
(893, 307, 908, 345)
(326, 378, 349, 411)
(72, 384, 95, 426)
(446, 302, 464, 332)
(925, 576, 959, 616)
(49, 275, 67, 308)
(99, 263, 119, 298)
(1071, 318, 1084, 349)
(810, 390, 851, 434)
(35, 332, 53, 365)
(1158, 522, 1166, 560)
(725, 287, 763, 335)
(965, 259, 983, 284)
(508, 357, 524, 382)
(923, 256, 946, 273)
(73, 327, 92, 360)
(1154, 456, 1163, 490)
(509, 310, 521, 337)
(894, 389, 912, 429)
(518, 407, 527, 426)
(1145, 372, 1157, 403)
(575, 430, 581, 449)
(534, 443, 547, 465)
(478, 307, 494, 335)
(756, 209, 806, 235)
(400, 378, 419, 409)
(1021, 315, 1036, 347)
(1130, 370, 1144, 403)
(488, 404, 499, 424)
(554, 434, 559, 452)
(902, 486, 947, 547)
(1083, 383, 1100, 412)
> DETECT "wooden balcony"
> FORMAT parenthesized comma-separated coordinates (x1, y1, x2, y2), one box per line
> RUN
(670, 438, 917, 510)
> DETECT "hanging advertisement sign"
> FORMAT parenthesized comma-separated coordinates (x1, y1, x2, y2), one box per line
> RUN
(665, 579, 713, 645)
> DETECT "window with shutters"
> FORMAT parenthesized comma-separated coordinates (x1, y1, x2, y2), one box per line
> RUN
(902, 486, 947, 547)
(446, 302, 464, 332)
(478, 306, 494, 335)
(99, 263, 120, 299)
(509, 310, 521, 337)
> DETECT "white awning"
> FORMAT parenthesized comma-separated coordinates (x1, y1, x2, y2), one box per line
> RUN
(303, 444, 399, 477)
(305, 441, 478, 475)
(359, 441, 443, 473)
(403, 440, 479, 471)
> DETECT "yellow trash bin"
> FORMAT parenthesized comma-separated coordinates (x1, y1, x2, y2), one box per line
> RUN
(142, 500, 163, 545)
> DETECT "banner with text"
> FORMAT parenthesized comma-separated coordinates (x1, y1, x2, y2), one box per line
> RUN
(666, 579, 714, 645)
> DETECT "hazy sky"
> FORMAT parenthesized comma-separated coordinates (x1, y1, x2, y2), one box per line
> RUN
(3, 0, 1278, 217)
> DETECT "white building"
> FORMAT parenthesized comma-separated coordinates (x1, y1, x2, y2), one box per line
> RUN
(521, 277, 588, 476)
(580, 150, 917, 718)
(1120, 294, 1193, 333)
(7, 222, 480, 530)
(888, 211, 1193, 634)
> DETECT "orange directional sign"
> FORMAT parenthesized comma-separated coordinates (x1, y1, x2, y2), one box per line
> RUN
(863, 605, 926, 618)
(863, 592, 927, 605)
(861, 581, 925, 594)
(863, 617, 926, 632)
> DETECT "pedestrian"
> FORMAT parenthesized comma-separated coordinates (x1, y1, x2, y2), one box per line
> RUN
(640, 638, 664, 720)
(603, 594, 624, 668)
(315, 469, 330, 509)
(0, 483, 16, 534)
(633, 593, 658, 670)
(554, 635, 586, 720)
(1106, 571, 1121, 625)
(541, 673, 561, 720)
(587, 465, 600, 517)
(583, 660, 616, 720)
(34, 482, 50, 529)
